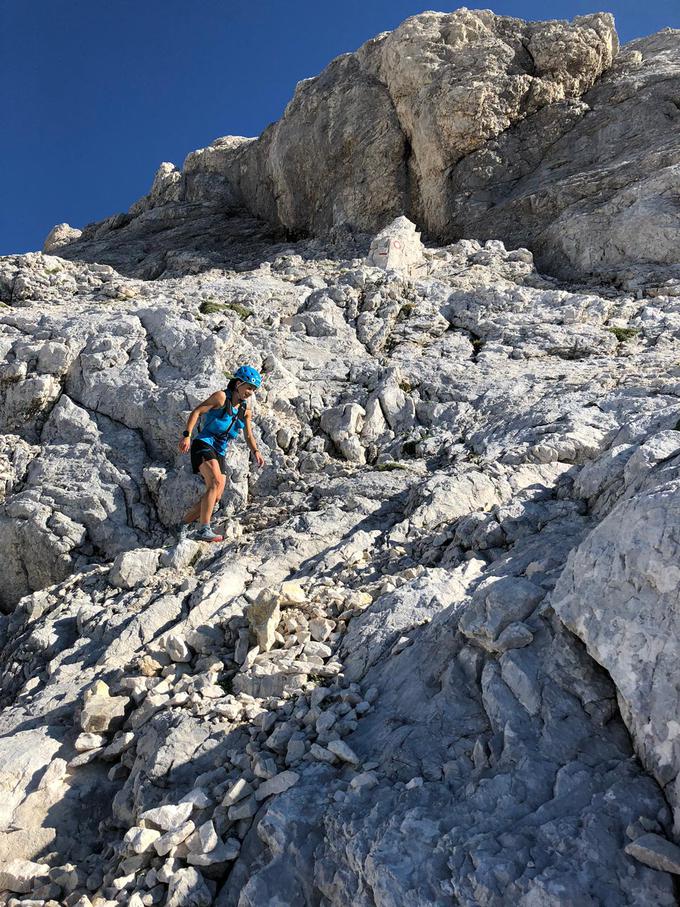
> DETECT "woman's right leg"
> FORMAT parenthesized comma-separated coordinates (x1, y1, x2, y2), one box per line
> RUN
(197, 459, 226, 526)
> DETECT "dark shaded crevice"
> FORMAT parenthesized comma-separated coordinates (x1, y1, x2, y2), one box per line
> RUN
(518, 39, 537, 77)
(468, 330, 485, 362)
(402, 133, 415, 219)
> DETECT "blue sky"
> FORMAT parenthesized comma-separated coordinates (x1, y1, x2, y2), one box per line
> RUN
(2, 0, 678, 255)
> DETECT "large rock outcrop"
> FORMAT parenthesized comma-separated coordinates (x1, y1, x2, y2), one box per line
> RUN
(553, 429, 680, 832)
(52, 10, 680, 284)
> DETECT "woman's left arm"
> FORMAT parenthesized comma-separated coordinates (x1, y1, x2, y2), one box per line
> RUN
(244, 409, 265, 468)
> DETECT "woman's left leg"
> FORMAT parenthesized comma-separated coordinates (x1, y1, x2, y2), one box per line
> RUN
(183, 499, 202, 525)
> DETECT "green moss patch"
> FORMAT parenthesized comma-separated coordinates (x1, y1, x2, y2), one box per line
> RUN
(199, 299, 253, 319)
(606, 326, 639, 343)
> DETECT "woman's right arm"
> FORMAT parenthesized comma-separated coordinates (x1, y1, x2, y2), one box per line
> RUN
(178, 391, 226, 452)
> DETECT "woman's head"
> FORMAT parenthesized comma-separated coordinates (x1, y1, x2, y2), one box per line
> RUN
(236, 381, 257, 400)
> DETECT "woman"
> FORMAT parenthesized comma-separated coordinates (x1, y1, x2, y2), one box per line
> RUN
(178, 364, 265, 542)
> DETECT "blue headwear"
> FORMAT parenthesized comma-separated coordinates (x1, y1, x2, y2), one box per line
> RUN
(233, 365, 262, 388)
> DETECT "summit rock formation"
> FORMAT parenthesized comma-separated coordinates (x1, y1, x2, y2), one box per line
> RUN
(1, 7, 680, 907)
(52, 8, 680, 286)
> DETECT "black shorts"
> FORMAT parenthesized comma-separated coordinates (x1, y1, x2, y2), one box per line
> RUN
(191, 440, 226, 475)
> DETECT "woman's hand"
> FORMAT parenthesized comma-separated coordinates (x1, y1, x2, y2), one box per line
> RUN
(254, 449, 265, 468)
(179, 436, 191, 454)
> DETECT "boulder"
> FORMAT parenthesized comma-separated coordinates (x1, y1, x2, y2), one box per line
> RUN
(0, 859, 49, 893)
(109, 548, 161, 589)
(367, 217, 425, 276)
(43, 223, 82, 253)
(247, 590, 281, 653)
(80, 683, 128, 734)
(165, 867, 212, 907)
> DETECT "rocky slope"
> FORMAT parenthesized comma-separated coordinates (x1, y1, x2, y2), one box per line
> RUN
(2, 7, 680, 907)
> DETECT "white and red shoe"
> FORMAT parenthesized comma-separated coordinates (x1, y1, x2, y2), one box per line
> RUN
(194, 525, 224, 543)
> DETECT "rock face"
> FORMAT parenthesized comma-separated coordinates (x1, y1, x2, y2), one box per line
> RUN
(2, 215, 680, 904)
(51, 11, 680, 285)
(43, 222, 82, 253)
(449, 28, 680, 284)
(552, 430, 680, 830)
(2, 7, 680, 907)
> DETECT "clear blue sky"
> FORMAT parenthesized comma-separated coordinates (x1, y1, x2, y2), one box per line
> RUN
(2, 0, 678, 255)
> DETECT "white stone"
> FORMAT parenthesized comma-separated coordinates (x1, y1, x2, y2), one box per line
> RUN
(187, 820, 219, 854)
(0, 859, 49, 893)
(186, 837, 240, 866)
(367, 216, 426, 276)
(350, 771, 379, 791)
(165, 633, 192, 663)
(124, 826, 162, 854)
(310, 743, 337, 764)
(43, 223, 82, 253)
(153, 820, 195, 856)
(74, 732, 106, 752)
(309, 617, 335, 641)
(139, 801, 193, 831)
(109, 548, 161, 589)
(279, 581, 307, 604)
(179, 788, 212, 809)
(222, 779, 252, 807)
(247, 590, 281, 652)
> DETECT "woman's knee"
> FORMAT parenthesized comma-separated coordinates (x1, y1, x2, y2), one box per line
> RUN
(201, 470, 221, 493)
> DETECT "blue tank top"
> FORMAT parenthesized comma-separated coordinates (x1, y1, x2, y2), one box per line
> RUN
(196, 394, 247, 456)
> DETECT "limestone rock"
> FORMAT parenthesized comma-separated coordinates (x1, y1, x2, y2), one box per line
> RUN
(165, 867, 212, 907)
(76, 8, 655, 285)
(43, 223, 82, 253)
(109, 548, 161, 589)
(74, 732, 106, 752)
(186, 820, 219, 855)
(279, 581, 306, 605)
(625, 833, 680, 874)
(367, 217, 425, 276)
(80, 685, 128, 734)
(320, 403, 366, 464)
(255, 771, 300, 801)
(222, 780, 252, 808)
(0, 859, 49, 893)
(247, 590, 281, 653)
(139, 802, 193, 831)
(160, 537, 202, 571)
(326, 740, 360, 766)
(123, 826, 162, 855)
(186, 838, 240, 866)
(154, 820, 196, 856)
(552, 464, 680, 829)
(3, 23, 680, 903)
(165, 633, 192, 663)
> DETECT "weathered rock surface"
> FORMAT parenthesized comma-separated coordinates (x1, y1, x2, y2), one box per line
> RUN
(553, 430, 680, 831)
(2, 217, 680, 904)
(625, 832, 680, 874)
(2, 8, 680, 907)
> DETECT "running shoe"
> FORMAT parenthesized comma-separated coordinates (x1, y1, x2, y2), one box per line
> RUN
(194, 525, 224, 543)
